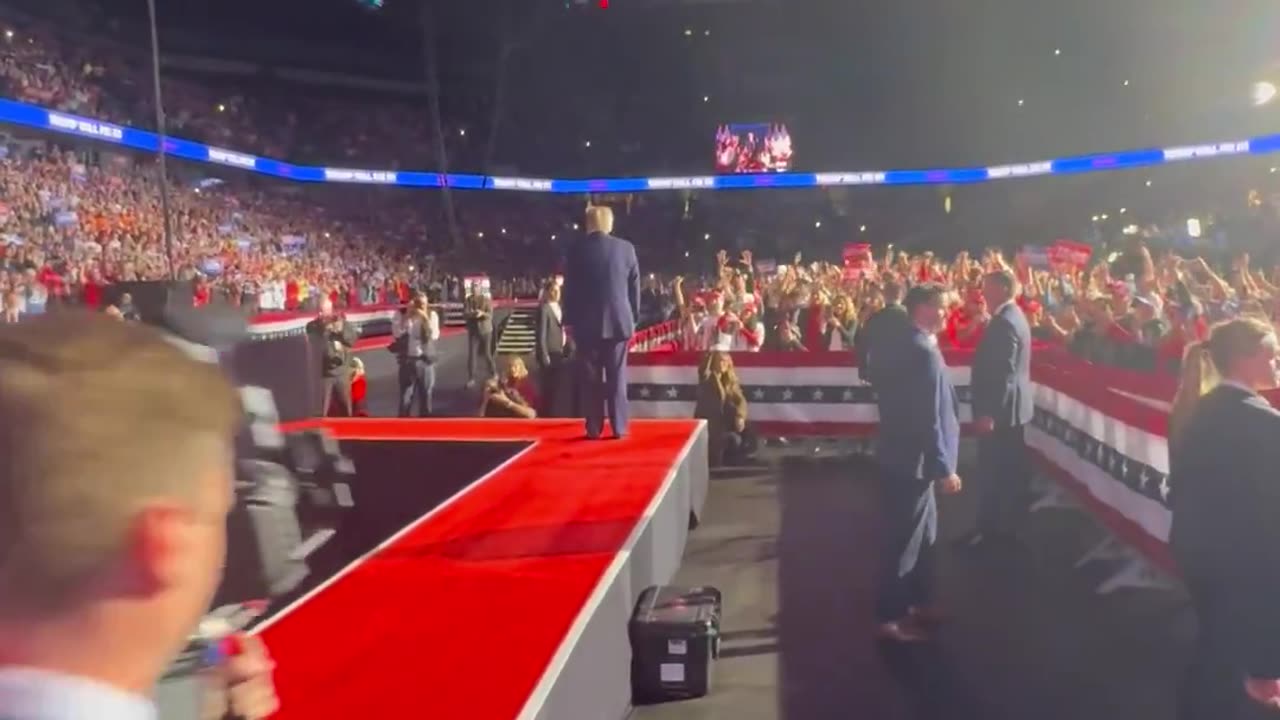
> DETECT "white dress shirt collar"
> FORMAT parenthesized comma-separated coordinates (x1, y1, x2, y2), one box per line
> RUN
(1218, 379, 1257, 396)
(0, 667, 156, 720)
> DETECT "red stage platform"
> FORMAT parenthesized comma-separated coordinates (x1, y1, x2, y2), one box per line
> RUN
(256, 418, 709, 720)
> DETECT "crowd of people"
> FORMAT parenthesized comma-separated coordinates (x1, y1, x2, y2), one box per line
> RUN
(653, 237, 1280, 384)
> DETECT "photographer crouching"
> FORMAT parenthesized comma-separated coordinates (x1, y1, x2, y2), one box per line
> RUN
(0, 312, 277, 719)
(306, 298, 358, 417)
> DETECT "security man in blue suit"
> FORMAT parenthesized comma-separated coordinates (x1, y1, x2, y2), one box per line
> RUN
(873, 283, 962, 643)
(562, 205, 641, 439)
(967, 268, 1035, 547)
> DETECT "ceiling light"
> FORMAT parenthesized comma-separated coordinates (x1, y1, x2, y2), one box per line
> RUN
(1254, 81, 1277, 107)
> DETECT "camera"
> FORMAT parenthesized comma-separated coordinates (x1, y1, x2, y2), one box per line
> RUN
(151, 303, 357, 718)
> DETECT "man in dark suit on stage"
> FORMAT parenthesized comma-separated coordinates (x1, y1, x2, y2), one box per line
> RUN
(874, 283, 962, 643)
(967, 269, 1034, 547)
(562, 205, 640, 439)
(1170, 318, 1280, 719)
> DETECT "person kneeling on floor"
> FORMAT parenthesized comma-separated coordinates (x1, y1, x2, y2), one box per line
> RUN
(695, 350, 758, 466)
(480, 356, 538, 419)
(327, 357, 369, 417)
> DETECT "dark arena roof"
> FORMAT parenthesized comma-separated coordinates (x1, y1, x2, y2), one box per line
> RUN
(9, 0, 1279, 175)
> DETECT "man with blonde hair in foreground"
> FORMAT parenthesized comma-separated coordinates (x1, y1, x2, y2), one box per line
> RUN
(0, 312, 277, 719)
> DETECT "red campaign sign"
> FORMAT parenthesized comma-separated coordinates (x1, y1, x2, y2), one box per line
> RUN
(843, 242, 873, 280)
(1049, 239, 1092, 269)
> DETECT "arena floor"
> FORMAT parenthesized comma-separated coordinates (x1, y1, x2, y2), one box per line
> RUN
(350, 344, 1195, 719)
(633, 449, 1193, 720)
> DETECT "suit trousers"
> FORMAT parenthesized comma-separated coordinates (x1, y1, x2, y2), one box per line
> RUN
(576, 338, 629, 438)
(321, 366, 355, 417)
(538, 360, 567, 418)
(467, 329, 495, 382)
(398, 358, 436, 417)
(1179, 577, 1274, 720)
(875, 471, 938, 623)
(976, 424, 1031, 538)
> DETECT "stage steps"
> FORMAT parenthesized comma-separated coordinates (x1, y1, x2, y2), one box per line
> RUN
(496, 306, 537, 356)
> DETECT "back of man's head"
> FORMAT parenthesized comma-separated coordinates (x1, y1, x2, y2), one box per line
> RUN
(585, 205, 615, 235)
(0, 312, 241, 683)
(903, 283, 947, 332)
(882, 279, 905, 304)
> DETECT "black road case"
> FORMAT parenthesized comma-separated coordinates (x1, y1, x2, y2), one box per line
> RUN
(629, 585, 722, 704)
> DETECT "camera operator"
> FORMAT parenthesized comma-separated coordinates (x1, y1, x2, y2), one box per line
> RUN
(306, 298, 358, 417)
(393, 292, 440, 417)
(0, 312, 277, 719)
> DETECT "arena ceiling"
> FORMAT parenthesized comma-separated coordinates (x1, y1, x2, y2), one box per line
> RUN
(4, 0, 1278, 175)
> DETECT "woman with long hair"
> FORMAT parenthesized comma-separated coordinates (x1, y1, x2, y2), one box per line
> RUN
(1168, 341, 1216, 460)
(480, 355, 538, 419)
(695, 351, 756, 466)
(823, 293, 859, 351)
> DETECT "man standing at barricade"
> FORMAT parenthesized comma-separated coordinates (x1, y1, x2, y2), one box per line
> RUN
(464, 281, 495, 388)
(306, 298, 357, 417)
(964, 269, 1034, 548)
(563, 205, 640, 440)
(874, 283, 961, 643)
(855, 278, 908, 389)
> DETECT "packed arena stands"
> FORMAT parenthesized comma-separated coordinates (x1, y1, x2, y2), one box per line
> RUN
(2, 0, 1280, 377)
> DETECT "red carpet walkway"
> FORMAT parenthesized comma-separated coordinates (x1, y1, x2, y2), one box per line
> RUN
(258, 418, 700, 720)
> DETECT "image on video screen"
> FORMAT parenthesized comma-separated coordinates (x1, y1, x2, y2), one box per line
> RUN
(715, 123, 793, 174)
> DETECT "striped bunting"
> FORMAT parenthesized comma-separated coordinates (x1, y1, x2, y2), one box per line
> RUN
(628, 363, 973, 426)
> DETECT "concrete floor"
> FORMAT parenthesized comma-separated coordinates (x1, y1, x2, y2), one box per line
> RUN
(633, 449, 1195, 720)
(356, 348, 1199, 720)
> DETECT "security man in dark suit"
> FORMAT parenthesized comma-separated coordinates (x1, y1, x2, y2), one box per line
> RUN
(855, 278, 909, 388)
(874, 283, 962, 643)
(535, 279, 570, 417)
(562, 205, 640, 440)
(967, 269, 1035, 547)
(464, 281, 495, 387)
(1170, 317, 1280, 719)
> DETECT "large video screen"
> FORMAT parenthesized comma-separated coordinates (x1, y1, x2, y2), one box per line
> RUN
(715, 123, 793, 174)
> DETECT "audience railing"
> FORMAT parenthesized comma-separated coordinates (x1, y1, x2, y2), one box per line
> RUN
(623, 343, 1220, 597)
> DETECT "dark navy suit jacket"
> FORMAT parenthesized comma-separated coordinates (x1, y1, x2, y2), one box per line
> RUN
(971, 301, 1034, 428)
(562, 231, 641, 342)
(875, 328, 960, 482)
(1169, 384, 1280, 676)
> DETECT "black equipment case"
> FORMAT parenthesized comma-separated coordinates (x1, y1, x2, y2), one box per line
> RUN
(628, 585, 722, 704)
